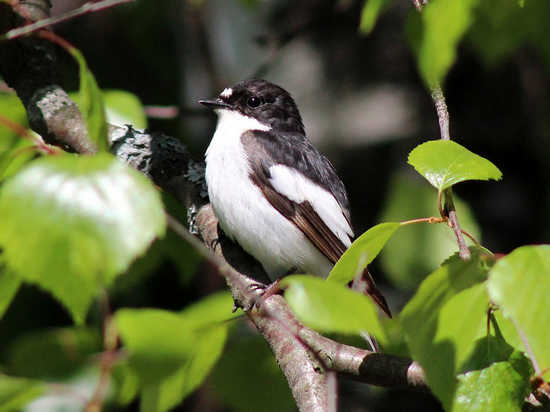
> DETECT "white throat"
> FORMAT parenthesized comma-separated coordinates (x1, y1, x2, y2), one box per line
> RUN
(206, 109, 271, 158)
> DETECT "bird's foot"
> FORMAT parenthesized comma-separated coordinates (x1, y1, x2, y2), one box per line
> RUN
(247, 279, 282, 310)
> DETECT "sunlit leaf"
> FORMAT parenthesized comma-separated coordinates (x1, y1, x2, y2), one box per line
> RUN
(379, 173, 481, 289)
(117, 293, 237, 412)
(487, 245, 550, 378)
(0, 154, 165, 323)
(406, 0, 480, 87)
(0, 374, 44, 412)
(116, 309, 198, 384)
(282, 275, 385, 339)
(106, 90, 148, 130)
(0, 94, 36, 181)
(492, 310, 524, 354)
(359, 0, 394, 34)
(460, 335, 515, 373)
(69, 47, 108, 151)
(139, 325, 227, 412)
(0, 138, 36, 182)
(328, 222, 401, 284)
(400, 250, 491, 408)
(408, 140, 502, 192)
(453, 351, 532, 412)
(0, 264, 21, 319)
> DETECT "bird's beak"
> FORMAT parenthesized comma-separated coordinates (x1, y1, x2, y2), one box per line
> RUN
(199, 98, 232, 110)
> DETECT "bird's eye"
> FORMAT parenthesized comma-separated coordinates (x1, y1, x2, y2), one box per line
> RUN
(247, 96, 261, 108)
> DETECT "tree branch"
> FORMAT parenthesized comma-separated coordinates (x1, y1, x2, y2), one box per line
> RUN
(110, 125, 430, 393)
(431, 86, 471, 260)
(4, 0, 134, 40)
(0, 1, 97, 153)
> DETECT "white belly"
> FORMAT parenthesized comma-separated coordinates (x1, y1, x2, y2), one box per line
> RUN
(205, 110, 332, 279)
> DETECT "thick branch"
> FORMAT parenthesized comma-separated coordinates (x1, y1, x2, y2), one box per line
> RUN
(0, 1, 96, 153)
(110, 126, 429, 389)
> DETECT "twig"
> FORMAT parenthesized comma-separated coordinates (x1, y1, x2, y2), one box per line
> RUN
(431, 86, 450, 141)
(0, 113, 58, 154)
(3, 0, 135, 40)
(431, 86, 471, 260)
(86, 290, 118, 412)
(400, 216, 445, 226)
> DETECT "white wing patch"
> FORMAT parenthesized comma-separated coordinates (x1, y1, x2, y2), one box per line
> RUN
(220, 88, 233, 98)
(268, 165, 354, 247)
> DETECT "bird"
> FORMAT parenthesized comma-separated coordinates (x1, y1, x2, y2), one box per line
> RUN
(199, 79, 391, 317)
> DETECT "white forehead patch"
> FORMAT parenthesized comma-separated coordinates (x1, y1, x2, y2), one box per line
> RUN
(220, 88, 233, 98)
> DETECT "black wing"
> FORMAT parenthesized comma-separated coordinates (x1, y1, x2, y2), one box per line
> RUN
(242, 130, 352, 263)
(243, 130, 392, 317)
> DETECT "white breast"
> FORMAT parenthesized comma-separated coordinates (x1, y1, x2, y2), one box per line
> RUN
(205, 109, 333, 279)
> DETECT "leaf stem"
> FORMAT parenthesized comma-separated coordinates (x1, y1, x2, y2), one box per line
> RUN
(400, 216, 445, 226)
(460, 228, 481, 248)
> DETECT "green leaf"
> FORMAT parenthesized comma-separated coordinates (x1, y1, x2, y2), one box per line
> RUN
(210, 337, 294, 412)
(460, 335, 515, 373)
(379, 173, 481, 289)
(0, 264, 21, 319)
(408, 140, 502, 192)
(492, 310, 524, 354)
(406, 0, 480, 87)
(0, 154, 165, 323)
(116, 309, 198, 384)
(6, 327, 101, 379)
(0, 138, 36, 182)
(0, 94, 35, 181)
(0, 94, 27, 146)
(0, 374, 45, 412)
(328, 222, 401, 284)
(111, 362, 140, 406)
(400, 250, 491, 408)
(140, 325, 227, 412)
(69, 47, 108, 152)
(282, 275, 385, 339)
(71, 89, 147, 131)
(117, 293, 236, 412)
(359, 0, 394, 34)
(487, 245, 550, 378)
(102, 90, 148, 130)
(468, 1, 550, 68)
(452, 351, 532, 412)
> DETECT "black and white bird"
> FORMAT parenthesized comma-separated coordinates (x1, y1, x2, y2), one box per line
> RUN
(200, 79, 391, 317)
